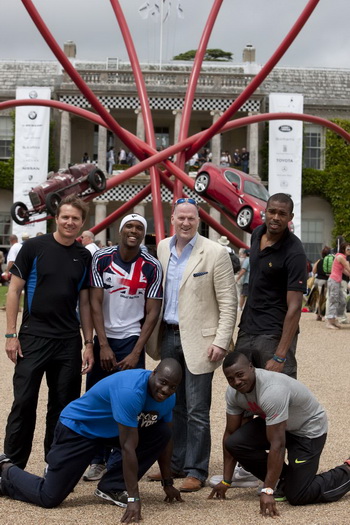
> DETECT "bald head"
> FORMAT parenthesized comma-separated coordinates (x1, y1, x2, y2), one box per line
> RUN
(81, 230, 95, 246)
(9, 235, 18, 244)
(155, 358, 182, 384)
(148, 358, 183, 401)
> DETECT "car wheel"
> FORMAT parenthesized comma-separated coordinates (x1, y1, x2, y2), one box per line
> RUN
(10, 201, 30, 225)
(194, 172, 210, 194)
(88, 168, 106, 192)
(45, 192, 61, 216)
(236, 207, 253, 231)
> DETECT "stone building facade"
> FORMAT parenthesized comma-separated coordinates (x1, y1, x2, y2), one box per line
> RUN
(1, 45, 349, 258)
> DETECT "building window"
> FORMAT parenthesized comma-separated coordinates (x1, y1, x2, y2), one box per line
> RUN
(303, 124, 325, 170)
(0, 212, 11, 248)
(0, 116, 13, 160)
(155, 127, 169, 150)
(301, 219, 324, 262)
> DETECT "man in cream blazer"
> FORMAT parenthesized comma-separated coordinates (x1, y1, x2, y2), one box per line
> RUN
(147, 198, 237, 491)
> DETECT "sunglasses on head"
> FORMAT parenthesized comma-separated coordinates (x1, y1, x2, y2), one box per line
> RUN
(174, 198, 198, 207)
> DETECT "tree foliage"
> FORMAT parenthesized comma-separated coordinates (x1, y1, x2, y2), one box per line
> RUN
(173, 48, 233, 61)
(302, 118, 350, 240)
(0, 158, 14, 190)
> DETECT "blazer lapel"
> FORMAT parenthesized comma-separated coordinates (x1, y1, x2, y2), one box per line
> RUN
(180, 236, 204, 288)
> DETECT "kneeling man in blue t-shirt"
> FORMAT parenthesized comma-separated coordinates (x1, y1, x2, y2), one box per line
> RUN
(0, 358, 183, 523)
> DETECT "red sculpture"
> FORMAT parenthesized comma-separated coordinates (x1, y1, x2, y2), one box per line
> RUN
(2, 0, 350, 248)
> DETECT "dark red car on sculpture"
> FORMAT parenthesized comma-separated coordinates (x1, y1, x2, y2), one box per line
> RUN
(194, 162, 269, 232)
(11, 163, 106, 225)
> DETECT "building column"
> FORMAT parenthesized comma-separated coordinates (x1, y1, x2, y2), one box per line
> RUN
(135, 108, 145, 141)
(172, 109, 183, 166)
(172, 109, 183, 147)
(210, 110, 223, 165)
(98, 125, 107, 173)
(134, 108, 145, 165)
(94, 201, 108, 245)
(133, 203, 146, 217)
(59, 111, 71, 168)
(247, 112, 260, 179)
(208, 206, 221, 242)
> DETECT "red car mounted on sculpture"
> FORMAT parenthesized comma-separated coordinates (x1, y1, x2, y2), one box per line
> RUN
(11, 163, 106, 225)
(194, 163, 269, 233)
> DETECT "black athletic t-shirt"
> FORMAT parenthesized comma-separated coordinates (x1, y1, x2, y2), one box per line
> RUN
(239, 224, 307, 335)
(11, 233, 91, 338)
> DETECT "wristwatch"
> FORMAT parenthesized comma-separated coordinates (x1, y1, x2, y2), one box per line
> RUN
(260, 487, 274, 496)
(161, 477, 174, 487)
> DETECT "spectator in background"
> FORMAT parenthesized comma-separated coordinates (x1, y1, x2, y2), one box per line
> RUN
(126, 151, 136, 167)
(312, 246, 331, 321)
(119, 147, 127, 165)
(5, 235, 22, 276)
(220, 151, 230, 167)
(217, 236, 241, 275)
(82, 152, 90, 163)
(81, 230, 99, 256)
(107, 147, 115, 175)
(236, 248, 247, 306)
(325, 242, 350, 329)
(338, 244, 350, 324)
(235, 249, 250, 311)
(0, 250, 5, 276)
(233, 149, 241, 167)
(189, 152, 199, 169)
(21, 232, 30, 243)
(240, 148, 249, 173)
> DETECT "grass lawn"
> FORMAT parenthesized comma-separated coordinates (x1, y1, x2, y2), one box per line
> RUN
(0, 285, 8, 308)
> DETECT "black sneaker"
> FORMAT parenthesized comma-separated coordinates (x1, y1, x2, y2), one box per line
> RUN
(94, 488, 128, 508)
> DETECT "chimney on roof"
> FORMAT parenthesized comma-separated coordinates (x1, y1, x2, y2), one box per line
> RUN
(64, 41, 77, 58)
(243, 44, 256, 63)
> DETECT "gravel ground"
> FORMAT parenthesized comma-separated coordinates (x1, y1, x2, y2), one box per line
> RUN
(0, 309, 349, 524)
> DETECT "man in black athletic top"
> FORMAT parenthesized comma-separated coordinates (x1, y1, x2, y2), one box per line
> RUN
(4, 195, 94, 469)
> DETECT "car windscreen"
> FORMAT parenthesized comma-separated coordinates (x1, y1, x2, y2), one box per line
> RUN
(243, 180, 269, 202)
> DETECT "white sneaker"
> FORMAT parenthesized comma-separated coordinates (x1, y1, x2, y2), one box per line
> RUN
(83, 463, 107, 481)
(209, 465, 259, 488)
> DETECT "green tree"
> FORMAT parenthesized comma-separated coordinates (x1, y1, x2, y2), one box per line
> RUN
(173, 48, 233, 61)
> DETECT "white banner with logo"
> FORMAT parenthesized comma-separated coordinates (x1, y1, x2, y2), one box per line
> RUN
(268, 93, 304, 239)
(13, 87, 51, 238)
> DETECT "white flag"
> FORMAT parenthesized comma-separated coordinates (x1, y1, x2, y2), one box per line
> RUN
(138, 2, 150, 19)
(163, 0, 171, 23)
(150, 2, 160, 20)
(177, 1, 184, 19)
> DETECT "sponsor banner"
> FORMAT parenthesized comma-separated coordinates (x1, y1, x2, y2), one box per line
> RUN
(13, 87, 51, 238)
(268, 93, 303, 239)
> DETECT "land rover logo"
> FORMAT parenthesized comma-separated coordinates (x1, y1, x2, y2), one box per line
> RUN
(279, 125, 293, 132)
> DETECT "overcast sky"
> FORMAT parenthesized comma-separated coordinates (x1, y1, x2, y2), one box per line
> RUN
(1, 0, 349, 69)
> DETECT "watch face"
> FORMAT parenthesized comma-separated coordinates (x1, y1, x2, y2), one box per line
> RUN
(262, 488, 274, 495)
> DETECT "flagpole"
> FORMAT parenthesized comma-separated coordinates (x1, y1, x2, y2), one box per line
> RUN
(159, 0, 164, 70)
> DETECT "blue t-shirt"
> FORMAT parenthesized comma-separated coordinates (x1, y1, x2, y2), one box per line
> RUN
(60, 369, 175, 439)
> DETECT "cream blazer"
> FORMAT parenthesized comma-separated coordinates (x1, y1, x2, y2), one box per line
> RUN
(146, 234, 237, 374)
